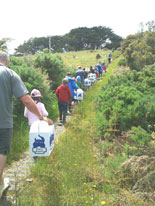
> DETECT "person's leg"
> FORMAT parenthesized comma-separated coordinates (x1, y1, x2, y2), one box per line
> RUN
(68, 98, 72, 113)
(63, 103, 68, 123)
(0, 128, 12, 185)
(0, 155, 7, 184)
(58, 103, 63, 121)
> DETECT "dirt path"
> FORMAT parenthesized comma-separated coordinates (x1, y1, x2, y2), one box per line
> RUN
(0, 115, 71, 205)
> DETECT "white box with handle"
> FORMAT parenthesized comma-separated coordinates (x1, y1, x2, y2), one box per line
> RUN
(29, 120, 54, 157)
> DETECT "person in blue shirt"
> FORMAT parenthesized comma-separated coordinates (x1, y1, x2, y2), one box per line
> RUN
(96, 63, 102, 77)
(101, 61, 104, 67)
(75, 66, 85, 85)
(66, 72, 79, 112)
(108, 53, 112, 64)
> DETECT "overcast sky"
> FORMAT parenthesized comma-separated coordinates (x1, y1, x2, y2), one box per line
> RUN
(1, 0, 154, 54)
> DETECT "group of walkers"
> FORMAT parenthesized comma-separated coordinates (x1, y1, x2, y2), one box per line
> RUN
(0, 50, 111, 198)
(55, 58, 111, 125)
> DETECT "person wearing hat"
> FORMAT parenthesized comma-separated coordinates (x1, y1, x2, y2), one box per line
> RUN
(24, 89, 53, 127)
(24, 89, 53, 161)
(56, 78, 71, 124)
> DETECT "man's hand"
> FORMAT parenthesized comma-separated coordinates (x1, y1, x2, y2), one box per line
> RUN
(43, 117, 53, 125)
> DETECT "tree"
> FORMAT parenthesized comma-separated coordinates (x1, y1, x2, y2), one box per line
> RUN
(14, 37, 49, 55)
(0, 38, 10, 51)
(146, 20, 155, 32)
(15, 26, 123, 54)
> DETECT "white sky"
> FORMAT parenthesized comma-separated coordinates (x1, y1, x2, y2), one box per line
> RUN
(0, 0, 154, 54)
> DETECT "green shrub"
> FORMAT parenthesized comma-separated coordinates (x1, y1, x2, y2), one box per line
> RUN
(96, 53, 102, 60)
(96, 64, 155, 136)
(34, 50, 64, 90)
(129, 126, 151, 146)
(9, 56, 58, 122)
(121, 31, 155, 71)
(118, 58, 127, 66)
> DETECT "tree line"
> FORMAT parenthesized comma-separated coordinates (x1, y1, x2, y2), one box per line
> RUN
(14, 26, 123, 55)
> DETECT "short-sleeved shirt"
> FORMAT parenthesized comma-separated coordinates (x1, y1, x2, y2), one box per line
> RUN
(0, 64, 28, 128)
(24, 102, 48, 126)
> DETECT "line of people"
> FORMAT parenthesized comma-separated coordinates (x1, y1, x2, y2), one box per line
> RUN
(55, 61, 109, 125)
(0, 51, 111, 197)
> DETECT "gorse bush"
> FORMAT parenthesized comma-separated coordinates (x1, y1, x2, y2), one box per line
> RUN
(129, 126, 151, 146)
(118, 57, 127, 66)
(34, 49, 64, 90)
(96, 64, 155, 136)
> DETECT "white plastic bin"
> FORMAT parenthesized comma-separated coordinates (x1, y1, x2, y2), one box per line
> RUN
(88, 73, 96, 83)
(84, 78, 91, 87)
(29, 120, 54, 157)
(74, 88, 84, 100)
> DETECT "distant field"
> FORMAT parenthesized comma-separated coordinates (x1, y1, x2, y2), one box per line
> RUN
(56, 50, 110, 69)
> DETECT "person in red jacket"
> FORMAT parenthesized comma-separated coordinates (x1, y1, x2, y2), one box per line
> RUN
(56, 78, 71, 124)
(103, 65, 107, 72)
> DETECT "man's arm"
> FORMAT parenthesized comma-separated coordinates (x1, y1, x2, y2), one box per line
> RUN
(21, 94, 53, 125)
(20, 94, 44, 120)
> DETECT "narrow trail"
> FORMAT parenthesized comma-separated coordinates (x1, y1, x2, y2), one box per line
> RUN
(1, 115, 71, 205)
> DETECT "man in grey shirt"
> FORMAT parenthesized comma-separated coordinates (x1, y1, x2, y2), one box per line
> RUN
(0, 51, 50, 197)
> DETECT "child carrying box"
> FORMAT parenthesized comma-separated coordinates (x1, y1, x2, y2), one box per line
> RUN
(24, 89, 53, 159)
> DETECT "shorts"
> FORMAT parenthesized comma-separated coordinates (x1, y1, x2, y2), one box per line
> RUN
(0, 128, 13, 155)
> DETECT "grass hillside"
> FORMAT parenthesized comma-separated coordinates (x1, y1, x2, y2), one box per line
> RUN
(57, 50, 119, 71)
(16, 57, 154, 206)
(8, 50, 154, 206)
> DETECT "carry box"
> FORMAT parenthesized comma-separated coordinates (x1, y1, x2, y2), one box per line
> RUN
(88, 73, 96, 83)
(29, 120, 54, 157)
(74, 88, 83, 100)
(84, 78, 91, 87)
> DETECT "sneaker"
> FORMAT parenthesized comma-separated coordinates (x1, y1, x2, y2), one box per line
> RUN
(57, 121, 63, 126)
(0, 178, 10, 199)
(66, 111, 71, 115)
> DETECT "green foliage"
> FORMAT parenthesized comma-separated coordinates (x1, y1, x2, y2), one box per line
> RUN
(121, 31, 155, 70)
(0, 38, 10, 51)
(118, 57, 127, 66)
(7, 122, 29, 164)
(9, 56, 58, 121)
(129, 126, 151, 146)
(96, 64, 155, 136)
(96, 53, 102, 60)
(34, 51, 64, 90)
